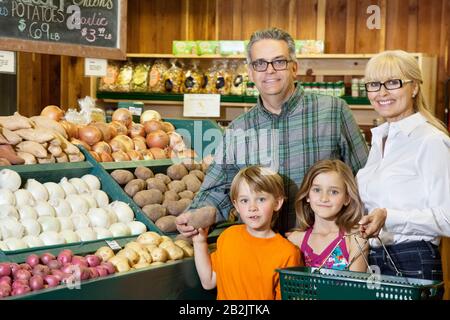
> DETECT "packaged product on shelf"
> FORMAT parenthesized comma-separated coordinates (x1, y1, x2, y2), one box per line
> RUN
(197, 41, 219, 56)
(172, 41, 198, 55)
(163, 59, 183, 93)
(219, 41, 246, 56)
(230, 60, 248, 95)
(215, 60, 231, 95)
(148, 59, 169, 93)
(359, 78, 367, 97)
(131, 62, 151, 92)
(116, 61, 134, 92)
(98, 61, 120, 91)
(203, 61, 218, 94)
(295, 40, 325, 54)
(182, 60, 203, 93)
(351, 78, 359, 97)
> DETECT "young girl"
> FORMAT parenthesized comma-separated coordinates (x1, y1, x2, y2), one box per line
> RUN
(193, 165, 301, 300)
(288, 159, 368, 272)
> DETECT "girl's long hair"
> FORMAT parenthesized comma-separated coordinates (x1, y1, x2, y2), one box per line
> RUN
(294, 159, 364, 233)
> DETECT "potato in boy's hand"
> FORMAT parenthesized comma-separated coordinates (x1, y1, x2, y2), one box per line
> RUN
(186, 206, 217, 229)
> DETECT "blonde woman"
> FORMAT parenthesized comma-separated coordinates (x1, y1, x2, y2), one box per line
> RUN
(357, 50, 450, 281)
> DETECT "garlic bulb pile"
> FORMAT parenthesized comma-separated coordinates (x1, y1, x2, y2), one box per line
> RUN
(0, 169, 147, 251)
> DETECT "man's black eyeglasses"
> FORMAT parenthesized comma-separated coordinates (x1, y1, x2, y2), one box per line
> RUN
(365, 79, 413, 92)
(250, 59, 293, 72)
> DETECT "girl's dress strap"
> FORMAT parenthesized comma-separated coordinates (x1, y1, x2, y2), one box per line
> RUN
(300, 228, 313, 254)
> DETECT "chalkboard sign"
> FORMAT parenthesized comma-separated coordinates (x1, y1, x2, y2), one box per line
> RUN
(0, 0, 127, 60)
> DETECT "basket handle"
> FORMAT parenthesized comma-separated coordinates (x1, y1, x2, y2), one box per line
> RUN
(315, 232, 403, 277)
(374, 236, 402, 277)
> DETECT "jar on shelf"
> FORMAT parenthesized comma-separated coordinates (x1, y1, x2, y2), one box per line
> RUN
(359, 78, 367, 97)
(351, 78, 359, 97)
(311, 82, 319, 94)
(319, 82, 327, 95)
(302, 82, 312, 94)
(326, 82, 334, 96)
(334, 81, 342, 97)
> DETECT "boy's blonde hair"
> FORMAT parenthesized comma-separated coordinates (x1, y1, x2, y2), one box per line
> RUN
(294, 159, 364, 233)
(229, 165, 285, 228)
(365, 50, 449, 136)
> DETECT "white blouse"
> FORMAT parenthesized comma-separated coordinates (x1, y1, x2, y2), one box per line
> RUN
(356, 112, 450, 246)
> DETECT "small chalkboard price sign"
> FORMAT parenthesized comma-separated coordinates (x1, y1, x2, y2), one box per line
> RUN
(0, 0, 127, 60)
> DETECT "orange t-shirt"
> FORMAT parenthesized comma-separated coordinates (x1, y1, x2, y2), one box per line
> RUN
(211, 224, 301, 300)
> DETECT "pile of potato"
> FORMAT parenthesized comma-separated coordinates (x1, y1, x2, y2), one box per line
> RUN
(94, 231, 194, 272)
(0, 112, 84, 166)
(110, 161, 206, 234)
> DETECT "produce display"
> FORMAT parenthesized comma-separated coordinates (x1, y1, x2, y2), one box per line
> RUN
(97, 231, 194, 273)
(0, 111, 84, 166)
(56, 107, 197, 163)
(98, 59, 249, 96)
(109, 162, 206, 234)
(0, 249, 116, 298)
(0, 168, 146, 251)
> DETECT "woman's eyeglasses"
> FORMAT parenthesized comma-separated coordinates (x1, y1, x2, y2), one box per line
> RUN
(250, 59, 293, 72)
(365, 79, 413, 92)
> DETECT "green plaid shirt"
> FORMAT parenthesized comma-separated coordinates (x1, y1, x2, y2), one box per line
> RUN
(190, 84, 369, 234)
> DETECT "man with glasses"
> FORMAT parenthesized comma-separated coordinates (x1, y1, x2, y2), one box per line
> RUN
(176, 27, 368, 236)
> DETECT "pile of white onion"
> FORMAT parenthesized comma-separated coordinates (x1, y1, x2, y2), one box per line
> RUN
(0, 168, 147, 251)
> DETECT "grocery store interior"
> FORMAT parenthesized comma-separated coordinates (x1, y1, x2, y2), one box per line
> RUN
(0, 0, 450, 301)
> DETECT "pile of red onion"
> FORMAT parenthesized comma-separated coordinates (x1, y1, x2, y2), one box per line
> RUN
(0, 249, 115, 298)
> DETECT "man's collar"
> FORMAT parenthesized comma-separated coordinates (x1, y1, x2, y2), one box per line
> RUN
(257, 82, 304, 117)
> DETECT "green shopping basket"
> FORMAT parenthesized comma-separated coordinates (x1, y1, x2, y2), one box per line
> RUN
(277, 266, 442, 300)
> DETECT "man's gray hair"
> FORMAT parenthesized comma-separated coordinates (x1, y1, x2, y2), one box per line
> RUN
(246, 27, 297, 63)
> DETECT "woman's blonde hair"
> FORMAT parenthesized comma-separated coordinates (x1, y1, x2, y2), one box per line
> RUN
(294, 159, 364, 233)
(229, 165, 285, 228)
(365, 50, 448, 136)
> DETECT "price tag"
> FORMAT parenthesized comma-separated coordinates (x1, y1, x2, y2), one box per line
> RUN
(84, 58, 107, 77)
(183, 94, 220, 117)
(129, 105, 143, 116)
(105, 240, 121, 251)
(0, 50, 16, 74)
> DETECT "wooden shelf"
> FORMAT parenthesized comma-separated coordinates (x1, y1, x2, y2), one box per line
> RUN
(124, 53, 430, 59)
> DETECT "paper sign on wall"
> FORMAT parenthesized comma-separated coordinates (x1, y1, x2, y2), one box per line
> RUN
(0, 50, 16, 74)
(84, 58, 107, 77)
(183, 94, 221, 117)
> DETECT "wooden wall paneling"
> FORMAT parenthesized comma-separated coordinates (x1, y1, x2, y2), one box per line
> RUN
(325, 0, 348, 54)
(267, 0, 297, 35)
(217, 0, 243, 40)
(17, 53, 41, 117)
(41, 55, 61, 109)
(416, 0, 444, 120)
(378, 0, 387, 52)
(316, 0, 326, 41)
(407, 0, 419, 52)
(345, 0, 357, 53)
(417, 0, 442, 56)
(385, 0, 408, 50)
(297, 0, 318, 40)
(60, 56, 91, 110)
(437, 0, 450, 122)
(354, 0, 382, 53)
(240, 0, 270, 40)
(126, 0, 142, 52)
(188, 0, 217, 40)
